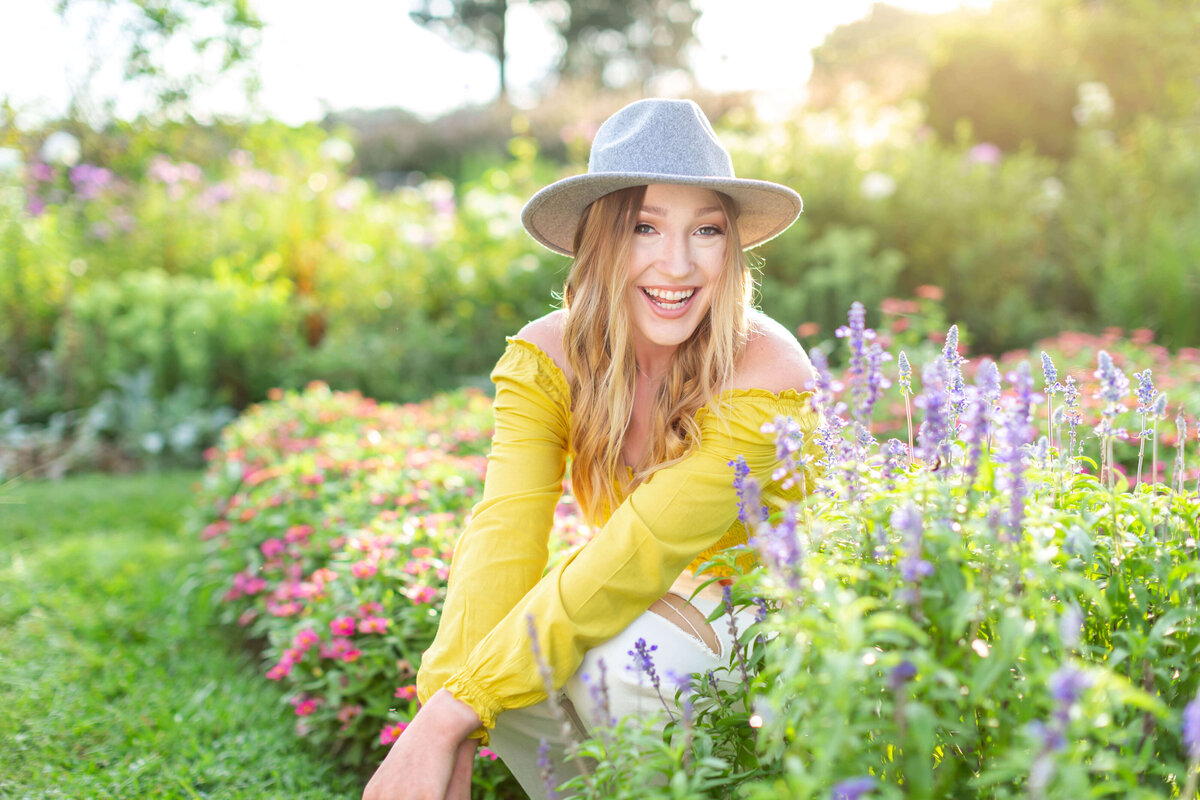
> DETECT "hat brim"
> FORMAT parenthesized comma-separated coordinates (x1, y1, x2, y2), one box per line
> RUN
(521, 172, 802, 257)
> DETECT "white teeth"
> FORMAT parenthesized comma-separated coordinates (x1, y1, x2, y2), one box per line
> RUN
(642, 287, 695, 302)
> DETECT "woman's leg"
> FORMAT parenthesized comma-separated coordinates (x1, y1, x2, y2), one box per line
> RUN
(489, 589, 752, 798)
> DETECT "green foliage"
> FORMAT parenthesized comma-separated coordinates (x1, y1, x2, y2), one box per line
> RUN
(0, 470, 363, 798)
(55, 269, 301, 409)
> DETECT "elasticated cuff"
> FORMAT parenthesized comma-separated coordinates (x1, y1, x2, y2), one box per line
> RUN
(444, 672, 503, 733)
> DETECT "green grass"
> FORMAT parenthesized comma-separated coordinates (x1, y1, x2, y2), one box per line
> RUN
(0, 471, 365, 799)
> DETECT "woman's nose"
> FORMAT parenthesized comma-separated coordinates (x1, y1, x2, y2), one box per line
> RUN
(659, 234, 691, 277)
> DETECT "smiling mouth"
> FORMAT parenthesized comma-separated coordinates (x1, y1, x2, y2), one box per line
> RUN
(640, 287, 696, 310)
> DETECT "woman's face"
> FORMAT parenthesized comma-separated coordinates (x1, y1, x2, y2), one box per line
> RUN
(624, 183, 728, 359)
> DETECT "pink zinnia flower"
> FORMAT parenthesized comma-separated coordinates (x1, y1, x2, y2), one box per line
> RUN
(379, 721, 409, 746)
(357, 601, 384, 617)
(478, 748, 499, 761)
(394, 685, 418, 700)
(330, 616, 356, 636)
(341, 648, 362, 663)
(351, 561, 378, 579)
(293, 628, 321, 650)
(358, 616, 389, 634)
(261, 538, 286, 558)
(294, 698, 319, 716)
(266, 661, 293, 680)
(404, 584, 437, 604)
(285, 524, 313, 543)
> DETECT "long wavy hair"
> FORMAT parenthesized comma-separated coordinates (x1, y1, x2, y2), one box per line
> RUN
(562, 186, 752, 523)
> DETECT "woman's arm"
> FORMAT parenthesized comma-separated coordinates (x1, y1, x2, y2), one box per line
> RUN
(362, 690, 481, 800)
(415, 328, 572, 709)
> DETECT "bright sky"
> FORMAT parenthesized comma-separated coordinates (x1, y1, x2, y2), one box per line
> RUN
(1, 0, 991, 126)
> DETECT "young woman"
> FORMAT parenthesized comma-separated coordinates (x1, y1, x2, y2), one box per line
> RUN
(364, 98, 821, 800)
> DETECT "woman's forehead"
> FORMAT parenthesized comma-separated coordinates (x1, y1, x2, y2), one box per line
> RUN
(640, 184, 724, 214)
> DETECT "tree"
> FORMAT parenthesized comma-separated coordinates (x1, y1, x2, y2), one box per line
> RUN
(54, 0, 262, 121)
(408, 0, 700, 104)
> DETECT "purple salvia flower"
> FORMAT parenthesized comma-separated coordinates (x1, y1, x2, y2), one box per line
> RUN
(1063, 376, 1082, 460)
(861, 341, 892, 423)
(943, 325, 968, 424)
(915, 359, 953, 469)
(892, 503, 933, 583)
(1183, 691, 1200, 761)
(979, 359, 1001, 407)
(1060, 603, 1083, 651)
(629, 636, 676, 718)
(585, 658, 615, 728)
(1152, 393, 1168, 418)
(1041, 351, 1061, 397)
(881, 438, 908, 489)
(752, 505, 803, 591)
(762, 415, 808, 492)
(854, 421, 876, 453)
(888, 659, 918, 691)
(832, 776, 877, 800)
(723, 584, 750, 688)
(628, 637, 660, 686)
(1093, 350, 1129, 440)
(806, 348, 841, 414)
(526, 614, 555, 696)
(1134, 369, 1157, 417)
(960, 385, 991, 487)
(536, 738, 558, 800)
(836, 302, 879, 424)
(752, 596, 769, 624)
(729, 456, 769, 530)
(898, 351, 912, 396)
(993, 363, 1037, 536)
(1049, 666, 1093, 716)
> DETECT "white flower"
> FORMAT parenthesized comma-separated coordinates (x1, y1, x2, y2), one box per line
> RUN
(1073, 82, 1114, 127)
(41, 131, 81, 167)
(1034, 177, 1064, 214)
(0, 147, 23, 176)
(860, 171, 896, 200)
(318, 137, 355, 165)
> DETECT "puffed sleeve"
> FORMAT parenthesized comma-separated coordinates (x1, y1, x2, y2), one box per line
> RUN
(416, 338, 571, 714)
(440, 389, 819, 731)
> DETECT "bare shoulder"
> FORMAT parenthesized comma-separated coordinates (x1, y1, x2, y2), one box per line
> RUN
(732, 311, 815, 395)
(516, 309, 573, 382)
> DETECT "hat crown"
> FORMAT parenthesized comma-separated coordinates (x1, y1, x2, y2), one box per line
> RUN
(587, 98, 736, 180)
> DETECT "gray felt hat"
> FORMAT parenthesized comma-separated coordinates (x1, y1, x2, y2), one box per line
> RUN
(521, 98, 803, 257)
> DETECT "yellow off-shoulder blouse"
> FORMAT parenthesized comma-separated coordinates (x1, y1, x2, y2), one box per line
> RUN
(415, 338, 821, 741)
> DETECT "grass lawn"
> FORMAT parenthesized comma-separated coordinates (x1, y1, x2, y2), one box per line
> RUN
(0, 470, 366, 799)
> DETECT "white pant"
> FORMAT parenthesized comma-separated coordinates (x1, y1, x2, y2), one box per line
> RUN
(487, 581, 752, 800)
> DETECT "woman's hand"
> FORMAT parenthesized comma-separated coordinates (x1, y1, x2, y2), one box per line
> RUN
(362, 689, 482, 800)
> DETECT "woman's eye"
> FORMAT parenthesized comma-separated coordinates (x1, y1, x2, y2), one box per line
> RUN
(696, 225, 724, 237)
(634, 222, 655, 235)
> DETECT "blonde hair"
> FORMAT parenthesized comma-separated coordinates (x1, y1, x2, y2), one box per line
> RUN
(562, 186, 751, 523)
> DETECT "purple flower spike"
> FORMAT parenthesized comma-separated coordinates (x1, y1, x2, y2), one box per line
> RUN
(888, 659, 918, 691)
(1183, 691, 1200, 760)
(892, 503, 933, 583)
(836, 302, 882, 425)
(832, 776, 877, 800)
(915, 359, 953, 468)
(537, 738, 558, 800)
(729, 456, 768, 530)
(898, 351, 912, 396)
(1093, 350, 1129, 439)
(628, 637, 661, 690)
(1134, 369, 1156, 414)
(1041, 352, 1061, 397)
(752, 505, 803, 592)
(943, 325, 967, 423)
